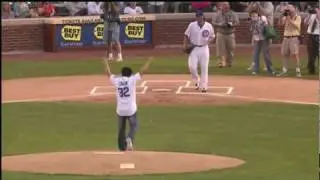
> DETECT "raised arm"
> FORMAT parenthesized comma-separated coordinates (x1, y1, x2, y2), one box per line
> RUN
(139, 57, 154, 76)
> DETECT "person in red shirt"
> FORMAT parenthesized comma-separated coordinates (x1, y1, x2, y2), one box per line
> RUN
(38, 2, 55, 17)
(192, 1, 211, 11)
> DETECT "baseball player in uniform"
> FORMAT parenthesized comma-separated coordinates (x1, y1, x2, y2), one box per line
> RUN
(183, 10, 215, 92)
(103, 57, 152, 151)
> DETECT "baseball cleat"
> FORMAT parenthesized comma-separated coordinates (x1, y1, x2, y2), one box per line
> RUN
(268, 71, 276, 76)
(116, 56, 123, 62)
(263, 66, 268, 71)
(126, 137, 133, 151)
(108, 56, 114, 61)
(296, 71, 302, 77)
(201, 89, 207, 93)
(195, 83, 199, 90)
(276, 71, 288, 77)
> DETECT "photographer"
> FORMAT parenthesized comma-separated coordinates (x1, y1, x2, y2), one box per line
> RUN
(248, 11, 275, 75)
(304, 4, 319, 75)
(277, 5, 302, 77)
(101, 2, 123, 62)
(212, 2, 239, 68)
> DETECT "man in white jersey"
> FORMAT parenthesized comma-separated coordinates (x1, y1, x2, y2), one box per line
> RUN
(183, 10, 215, 92)
(104, 57, 153, 151)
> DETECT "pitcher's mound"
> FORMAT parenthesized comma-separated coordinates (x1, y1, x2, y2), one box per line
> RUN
(2, 151, 245, 176)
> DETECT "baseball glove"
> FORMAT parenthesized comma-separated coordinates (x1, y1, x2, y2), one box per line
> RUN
(183, 44, 195, 54)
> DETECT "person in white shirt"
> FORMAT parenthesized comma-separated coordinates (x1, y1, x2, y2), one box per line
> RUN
(124, 2, 143, 15)
(183, 10, 215, 92)
(304, 5, 319, 75)
(87, 2, 103, 15)
(103, 57, 153, 151)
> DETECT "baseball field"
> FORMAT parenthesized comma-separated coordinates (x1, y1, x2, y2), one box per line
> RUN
(2, 47, 318, 180)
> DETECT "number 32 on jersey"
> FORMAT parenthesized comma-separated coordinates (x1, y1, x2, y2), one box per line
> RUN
(118, 86, 130, 98)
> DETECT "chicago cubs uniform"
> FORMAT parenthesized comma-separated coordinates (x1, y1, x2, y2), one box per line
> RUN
(184, 13, 215, 91)
(110, 73, 141, 151)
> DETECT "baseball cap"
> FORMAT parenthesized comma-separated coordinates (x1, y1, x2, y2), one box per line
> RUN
(195, 9, 204, 17)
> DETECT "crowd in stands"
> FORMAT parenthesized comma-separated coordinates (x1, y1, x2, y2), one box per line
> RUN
(1, 1, 317, 19)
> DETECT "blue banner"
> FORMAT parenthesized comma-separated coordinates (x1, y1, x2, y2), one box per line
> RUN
(55, 22, 152, 48)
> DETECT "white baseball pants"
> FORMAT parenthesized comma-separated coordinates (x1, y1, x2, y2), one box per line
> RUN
(188, 46, 210, 90)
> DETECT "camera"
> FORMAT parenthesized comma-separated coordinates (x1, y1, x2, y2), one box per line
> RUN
(283, 9, 290, 16)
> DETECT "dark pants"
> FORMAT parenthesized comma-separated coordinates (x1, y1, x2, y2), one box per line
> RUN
(307, 34, 319, 74)
(117, 113, 138, 151)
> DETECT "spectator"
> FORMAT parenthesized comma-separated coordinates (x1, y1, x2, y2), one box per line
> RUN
(248, 11, 275, 75)
(304, 3, 319, 74)
(275, 2, 289, 13)
(124, 2, 143, 15)
(230, 2, 248, 12)
(29, 7, 40, 18)
(212, 2, 239, 67)
(2, 2, 14, 19)
(117, 1, 126, 14)
(172, 2, 181, 13)
(65, 2, 87, 16)
(170, 2, 190, 13)
(148, 1, 165, 13)
(38, 2, 55, 17)
(299, 2, 310, 12)
(13, 2, 31, 18)
(277, 5, 302, 77)
(191, 1, 211, 12)
(87, 2, 103, 15)
(101, 2, 123, 62)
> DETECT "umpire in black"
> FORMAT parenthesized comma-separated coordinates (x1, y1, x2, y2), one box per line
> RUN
(101, 2, 123, 62)
(304, 3, 319, 75)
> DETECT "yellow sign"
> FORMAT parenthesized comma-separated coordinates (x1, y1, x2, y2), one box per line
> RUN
(94, 24, 104, 40)
(61, 25, 81, 41)
(125, 23, 144, 39)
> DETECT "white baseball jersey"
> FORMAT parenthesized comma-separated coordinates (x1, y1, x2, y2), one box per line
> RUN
(184, 21, 215, 46)
(110, 73, 141, 116)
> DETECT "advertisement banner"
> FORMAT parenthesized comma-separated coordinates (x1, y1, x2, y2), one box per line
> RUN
(55, 22, 152, 48)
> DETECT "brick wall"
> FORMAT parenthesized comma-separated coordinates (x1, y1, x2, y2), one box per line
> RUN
(2, 24, 44, 52)
(1, 16, 308, 52)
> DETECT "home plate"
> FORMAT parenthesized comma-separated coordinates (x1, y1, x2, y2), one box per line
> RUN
(151, 88, 172, 92)
(120, 163, 135, 169)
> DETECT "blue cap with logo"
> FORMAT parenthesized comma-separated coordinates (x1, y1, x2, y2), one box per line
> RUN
(195, 9, 204, 17)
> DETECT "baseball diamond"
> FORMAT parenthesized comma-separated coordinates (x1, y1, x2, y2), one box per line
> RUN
(2, 11, 319, 180)
(2, 49, 318, 179)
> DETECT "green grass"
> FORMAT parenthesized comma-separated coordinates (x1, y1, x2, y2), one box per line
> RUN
(2, 56, 316, 80)
(2, 102, 318, 180)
